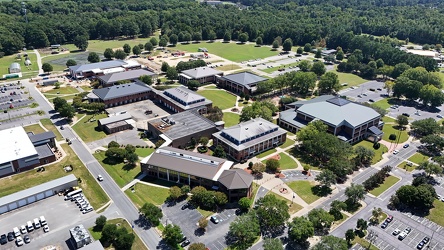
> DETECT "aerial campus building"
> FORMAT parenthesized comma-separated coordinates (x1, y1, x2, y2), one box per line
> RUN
(69, 60, 141, 79)
(218, 72, 267, 95)
(279, 95, 384, 143)
(178, 67, 223, 85)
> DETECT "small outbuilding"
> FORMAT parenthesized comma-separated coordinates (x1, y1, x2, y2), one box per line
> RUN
(9, 63, 21, 74)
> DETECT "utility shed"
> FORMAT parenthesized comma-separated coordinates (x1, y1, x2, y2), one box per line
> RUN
(70, 224, 92, 249)
(0, 174, 78, 215)
(9, 63, 21, 74)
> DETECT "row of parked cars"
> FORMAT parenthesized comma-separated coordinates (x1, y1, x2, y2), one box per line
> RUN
(66, 191, 93, 214)
(383, 215, 430, 249)
(0, 216, 48, 246)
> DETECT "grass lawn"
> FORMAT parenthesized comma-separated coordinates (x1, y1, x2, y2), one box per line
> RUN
(176, 42, 278, 62)
(197, 207, 214, 218)
(369, 175, 400, 196)
(331, 69, 367, 89)
(352, 237, 378, 250)
(125, 183, 169, 207)
(94, 151, 142, 188)
(197, 90, 236, 110)
(408, 152, 429, 165)
(0, 52, 39, 78)
(223, 112, 240, 127)
(287, 181, 321, 204)
(373, 98, 392, 110)
(81, 85, 92, 91)
(382, 125, 409, 143)
(286, 148, 319, 171)
(135, 147, 155, 158)
(23, 123, 46, 134)
(354, 140, 388, 165)
(279, 138, 295, 149)
(287, 131, 296, 137)
(382, 116, 396, 123)
(72, 113, 108, 142)
(332, 213, 349, 228)
(44, 94, 77, 102)
(215, 64, 242, 71)
(42, 86, 79, 95)
(398, 161, 416, 172)
(204, 85, 218, 89)
(0, 144, 108, 209)
(256, 148, 277, 159)
(40, 118, 63, 141)
(277, 153, 297, 170)
(426, 199, 444, 226)
(267, 192, 303, 214)
(88, 218, 147, 250)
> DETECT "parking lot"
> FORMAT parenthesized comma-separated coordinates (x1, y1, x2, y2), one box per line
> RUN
(339, 80, 386, 103)
(281, 170, 317, 183)
(0, 195, 97, 250)
(162, 200, 238, 250)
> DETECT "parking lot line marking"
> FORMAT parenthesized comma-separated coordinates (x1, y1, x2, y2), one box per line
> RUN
(407, 231, 420, 246)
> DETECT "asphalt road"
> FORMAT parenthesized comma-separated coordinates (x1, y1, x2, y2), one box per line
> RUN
(17, 79, 162, 250)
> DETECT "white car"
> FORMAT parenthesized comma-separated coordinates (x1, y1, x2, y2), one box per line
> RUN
(392, 229, 401, 235)
(393, 150, 399, 155)
(97, 175, 103, 181)
(20, 225, 26, 234)
(16, 236, 23, 246)
(43, 225, 49, 233)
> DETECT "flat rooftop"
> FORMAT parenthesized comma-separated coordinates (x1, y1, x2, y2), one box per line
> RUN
(149, 109, 216, 140)
(0, 127, 38, 164)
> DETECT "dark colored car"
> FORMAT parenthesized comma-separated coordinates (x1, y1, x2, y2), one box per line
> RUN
(417, 241, 425, 249)
(422, 237, 430, 244)
(403, 144, 409, 148)
(210, 216, 219, 224)
(181, 240, 191, 247)
(7, 232, 14, 241)
(402, 113, 410, 117)
(24, 235, 30, 244)
(181, 203, 188, 210)
(381, 221, 388, 228)
(0, 234, 7, 245)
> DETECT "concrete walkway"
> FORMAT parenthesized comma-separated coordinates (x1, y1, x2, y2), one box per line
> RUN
(121, 173, 147, 191)
(34, 49, 44, 75)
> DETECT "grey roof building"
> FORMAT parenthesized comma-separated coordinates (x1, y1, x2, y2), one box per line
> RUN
(279, 95, 383, 143)
(178, 67, 223, 85)
(147, 109, 218, 148)
(91, 81, 152, 101)
(156, 86, 212, 113)
(218, 169, 253, 190)
(28, 131, 56, 147)
(218, 72, 267, 95)
(98, 113, 135, 134)
(98, 69, 157, 86)
(212, 118, 287, 161)
(9, 63, 21, 74)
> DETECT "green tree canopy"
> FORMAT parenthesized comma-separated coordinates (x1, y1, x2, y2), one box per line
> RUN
(87, 52, 100, 63)
(288, 216, 314, 243)
(139, 202, 163, 226)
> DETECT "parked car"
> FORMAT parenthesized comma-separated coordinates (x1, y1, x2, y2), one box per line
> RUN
(7, 232, 14, 241)
(23, 235, 30, 244)
(403, 144, 409, 148)
(393, 150, 399, 155)
(392, 229, 401, 235)
(0, 234, 7, 245)
(20, 225, 26, 234)
(386, 215, 393, 222)
(43, 225, 49, 233)
(210, 216, 219, 224)
(381, 221, 388, 228)
(181, 240, 191, 247)
(402, 113, 410, 117)
(16, 236, 23, 246)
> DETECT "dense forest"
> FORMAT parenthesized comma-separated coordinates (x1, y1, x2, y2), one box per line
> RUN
(1, 0, 444, 67)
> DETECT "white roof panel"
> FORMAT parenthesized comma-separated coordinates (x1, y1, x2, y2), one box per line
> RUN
(0, 127, 38, 164)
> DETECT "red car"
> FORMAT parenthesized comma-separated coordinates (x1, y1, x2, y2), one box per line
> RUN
(9, 104, 14, 109)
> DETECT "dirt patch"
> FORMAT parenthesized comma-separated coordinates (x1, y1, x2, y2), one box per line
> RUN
(267, 154, 281, 161)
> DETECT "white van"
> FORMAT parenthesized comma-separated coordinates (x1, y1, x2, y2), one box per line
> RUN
(13, 227, 20, 237)
(66, 188, 82, 199)
(39, 216, 47, 226)
(33, 218, 41, 229)
(82, 206, 93, 214)
(26, 221, 34, 232)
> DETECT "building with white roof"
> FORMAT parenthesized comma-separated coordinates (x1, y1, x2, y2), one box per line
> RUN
(69, 60, 141, 79)
(156, 86, 212, 113)
(178, 66, 223, 85)
(212, 118, 287, 162)
(279, 95, 383, 143)
(218, 72, 267, 95)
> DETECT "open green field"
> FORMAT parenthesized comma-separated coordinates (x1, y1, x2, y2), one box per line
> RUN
(72, 113, 108, 142)
(0, 144, 108, 209)
(277, 153, 297, 170)
(382, 125, 409, 143)
(88, 218, 147, 250)
(135, 147, 155, 158)
(373, 98, 392, 110)
(0, 52, 39, 78)
(223, 112, 240, 127)
(40, 118, 63, 141)
(125, 183, 169, 208)
(279, 138, 295, 149)
(215, 64, 242, 71)
(197, 207, 214, 218)
(353, 140, 388, 165)
(331, 68, 367, 88)
(382, 116, 396, 123)
(427, 199, 444, 226)
(369, 175, 400, 196)
(42, 86, 79, 95)
(94, 151, 142, 188)
(176, 42, 278, 62)
(44, 94, 76, 102)
(256, 148, 277, 159)
(408, 152, 429, 165)
(266, 192, 303, 215)
(23, 123, 46, 134)
(398, 161, 416, 172)
(287, 180, 321, 204)
(197, 90, 236, 110)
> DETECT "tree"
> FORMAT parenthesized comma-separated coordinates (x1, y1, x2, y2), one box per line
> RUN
(189, 243, 207, 250)
(159, 38, 168, 47)
(315, 49, 322, 58)
(256, 194, 290, 232)
(58, 104, 75, 120)
(132, 45, 141, 55)
(356, 218, 368, 231)
(336, 50, 344, 60)
(354, 146, 375, 167)
(282, 38, 293, 52)
(345, 183, 366, 204)
(308, 208, 335, 232)
(228, 212, 260, 249)
(371, 207, 383, 224)
(140, 202, 162, 226)
(315, 169, 337, 188)
(345, 229, 355, 243)
(395, 184, 436, 210)
(191, 186, 207, 204)
(87, 52, 100, 63)
(207, 30, 216, 41)
(101, 224, 117, 244)
(263, 238, 283, 250)
(123, 43, 131, 54)
(238, 33, 249, 43)
(240, 100, 278, 122)
(42, 63, 53, 73)
(114, 49, 126, 60)
(238, 197, 252, 211)
(396, 115, 409, 128)
(161, 62, 170, 72)
(162, 224, 183, 246)
(166, 67, 178, 80)
(223, 32, 231, 42)
(199, 137, 209, 146)
(105, 147, 127, 161)
(126, 153, 138, 165)
(192, 32, 202, 42)
(108, 141, 120, 148)
(418, 161, 443, 177)
(384, 80, 395, 95)
(392, 63, 411, 78)
(256, 37, 263, 46)
(318, 72, 340, 94)
(139, 75, 153, 85)
(187, 80, 200, 90)
(73, 35, 88, 51)
(198, 217, 208, 230)
(265, 159, 280, 173)
(298, 60, 312, 72)
(66, 59, 77, 67)
(104, 48, 114, 59)
(288, 216, 314, 243)
(312, 236, 348, 250)
(144, 42, 153, 52)
(311, 61, 326, 76)
(181, 185, 190, 196)
(169, 34, 178, 45)
(114, 230, 135, 250)
(411, 118, 441, 137)
(420, 84, 444, 108)
(296, 47, 303, 54)
(54, 82, 60, 89)
(251, 162, 265, 175)
(212, 145, 226, 158)
(150, 37, 158, 47)
(329, 200, 346, 220)
(303, 43, 311, 52)
(214, 191, 228, 206)
(95, 215, 107, 231)
(169, 186, 182, 200)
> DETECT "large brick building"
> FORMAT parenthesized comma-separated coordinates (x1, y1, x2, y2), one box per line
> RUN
(279, 95, 384, 143)
(178, 67, 223, 85)
(98, 69, 157, 87)
(218, 72, 267, 95)
(87, 81, 154, 108)
(212, 118, 287, 162)
(156, 86, 212, 113)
